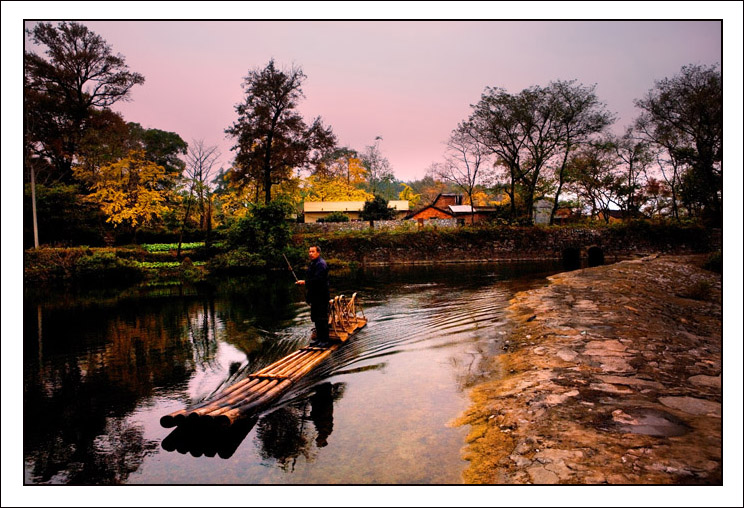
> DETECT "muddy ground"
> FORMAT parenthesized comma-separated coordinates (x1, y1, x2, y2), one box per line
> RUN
(454, 254, 724, 484)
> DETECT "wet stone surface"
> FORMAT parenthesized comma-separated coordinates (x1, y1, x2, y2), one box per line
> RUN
(453, 254, 722, 484)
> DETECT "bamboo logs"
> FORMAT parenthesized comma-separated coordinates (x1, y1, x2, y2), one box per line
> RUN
(160, 294, 366, 429)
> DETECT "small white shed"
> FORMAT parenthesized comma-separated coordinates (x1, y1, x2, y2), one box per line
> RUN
(533, 199, 553, 225)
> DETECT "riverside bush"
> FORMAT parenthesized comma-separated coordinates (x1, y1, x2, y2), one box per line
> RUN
(25, 247, 145, 285)
(206, 248, 267, 274)
(222, 200, 293, 266)
(24, 247, 88, 283)
(74, 251, 144, 284)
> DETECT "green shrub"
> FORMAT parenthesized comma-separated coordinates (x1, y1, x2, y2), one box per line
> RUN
(318, 211, 350, 223)
(361, 195, 396, 221)
(206, 248, 267, 274)
(222, 200, 294, 266)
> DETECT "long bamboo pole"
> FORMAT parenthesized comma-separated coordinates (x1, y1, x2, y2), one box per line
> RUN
(202, 349, 331, 421)
(197, 379, 276, 418)
(252, 349, 306, 376)
(260, 350, 316, 377)
(184, 378, 266, 421)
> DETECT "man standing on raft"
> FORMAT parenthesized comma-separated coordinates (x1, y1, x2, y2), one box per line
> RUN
(296, 245, 331, 347)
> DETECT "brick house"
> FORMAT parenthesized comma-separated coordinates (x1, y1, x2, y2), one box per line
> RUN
(405, 193, 461, 221)
(406, 193, 500, 224)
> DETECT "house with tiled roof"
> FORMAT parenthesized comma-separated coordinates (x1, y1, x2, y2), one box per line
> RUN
(406, 193, 501, 224)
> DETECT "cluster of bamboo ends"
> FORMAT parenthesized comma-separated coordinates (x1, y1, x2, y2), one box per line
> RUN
(160, 293, 366, 429)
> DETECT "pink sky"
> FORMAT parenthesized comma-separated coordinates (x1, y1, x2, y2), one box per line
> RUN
(22, 19, 722, 181)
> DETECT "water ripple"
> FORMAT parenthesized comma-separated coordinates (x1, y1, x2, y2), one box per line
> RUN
(294, 284, 515, 389)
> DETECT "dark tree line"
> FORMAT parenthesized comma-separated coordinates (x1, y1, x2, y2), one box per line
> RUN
(436, 65, 722, 226)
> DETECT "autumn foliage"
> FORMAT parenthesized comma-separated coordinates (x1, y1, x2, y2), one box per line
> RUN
(73, 149, 168, 229)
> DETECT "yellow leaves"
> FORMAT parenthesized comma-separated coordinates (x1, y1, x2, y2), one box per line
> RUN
(346, 157, 368, 186)
(398, 183, 421, 208)
(326, 155, 368, 185)
(73, 149, 168, 228)
(303, 174, 373, 202)
(492, 191, 512, 207)
(219, 183, 256, 219)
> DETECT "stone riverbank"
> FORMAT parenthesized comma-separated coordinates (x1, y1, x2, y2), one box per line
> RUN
(453, 254, 723, 484)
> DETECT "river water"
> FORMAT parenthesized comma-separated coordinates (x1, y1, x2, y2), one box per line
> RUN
(23, 261, 564, 485)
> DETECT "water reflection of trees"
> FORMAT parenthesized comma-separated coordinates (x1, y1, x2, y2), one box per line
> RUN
(24, 274, 317, 484)
(24, 362, 160, 484)
(186, 299, 220, 370)
(24, 298, 215, 484)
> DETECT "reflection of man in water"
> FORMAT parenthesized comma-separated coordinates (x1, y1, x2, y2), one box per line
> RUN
(310, 383, 334, 447)
(296, 245, 330, 347)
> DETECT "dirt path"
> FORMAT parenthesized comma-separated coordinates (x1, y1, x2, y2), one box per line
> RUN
(454, 254, 723, 484)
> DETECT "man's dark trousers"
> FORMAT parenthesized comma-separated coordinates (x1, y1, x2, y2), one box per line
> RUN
(311, 299, 330, 342)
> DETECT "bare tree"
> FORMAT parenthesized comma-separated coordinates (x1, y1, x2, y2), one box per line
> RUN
(565, 141, 623, 223)
(434, 122, 489, 224)
(361, 136, 396, 198)
(609, 128, 653, 218)
(470, 87, 529, 220)
(636, 116, 685, 220)
(179, 140, 220, 255)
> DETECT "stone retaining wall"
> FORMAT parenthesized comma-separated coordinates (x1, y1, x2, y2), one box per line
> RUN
(304, 225, 718, 266)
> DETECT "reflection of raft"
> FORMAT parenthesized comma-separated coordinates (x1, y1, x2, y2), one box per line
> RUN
(160, 293, 366, 428)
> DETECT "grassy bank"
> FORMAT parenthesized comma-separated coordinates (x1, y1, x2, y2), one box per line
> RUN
(23, 244, 208, 287)
(23, 222, 719, 287)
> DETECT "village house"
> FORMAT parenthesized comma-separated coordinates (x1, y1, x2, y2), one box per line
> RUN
(406, 193, 501, 225)
(303, 200, 410, 223)
(553, 207, 582, 225)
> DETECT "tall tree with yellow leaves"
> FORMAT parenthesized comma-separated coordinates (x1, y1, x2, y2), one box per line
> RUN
(73, 150, 168, 237)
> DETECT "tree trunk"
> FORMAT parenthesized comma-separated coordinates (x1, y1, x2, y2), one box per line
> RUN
(509, 171, 517, 220)
(205, 193, 213, 251)
(550, 180, 564, 226)
(30, 164, 40, 248)
(178, 186, 195, 258)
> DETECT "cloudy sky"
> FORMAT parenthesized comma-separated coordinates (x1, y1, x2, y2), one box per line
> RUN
(17, 13, 726, 182)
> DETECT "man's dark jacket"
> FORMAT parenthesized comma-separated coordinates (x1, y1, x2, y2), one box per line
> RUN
(305, 257, 330, 307)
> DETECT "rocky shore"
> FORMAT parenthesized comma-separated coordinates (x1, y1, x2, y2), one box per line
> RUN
(454, 254, 723, 484)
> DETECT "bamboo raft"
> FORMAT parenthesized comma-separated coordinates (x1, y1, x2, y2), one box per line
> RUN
(160, 293, 366, 429)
